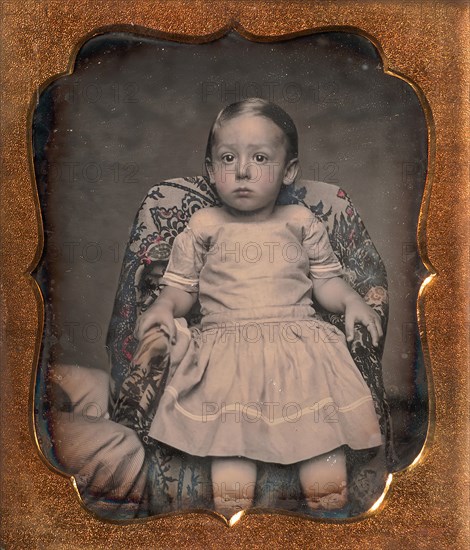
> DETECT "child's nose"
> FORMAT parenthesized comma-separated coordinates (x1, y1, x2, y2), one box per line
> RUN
(236, 160, 255, 180)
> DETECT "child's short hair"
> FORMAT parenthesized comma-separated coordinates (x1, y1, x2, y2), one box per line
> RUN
(205, 97, 299, 163)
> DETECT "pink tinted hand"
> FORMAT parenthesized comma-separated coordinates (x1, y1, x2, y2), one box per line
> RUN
(344, 298, 383, 347)
(134, 303, 177, 345)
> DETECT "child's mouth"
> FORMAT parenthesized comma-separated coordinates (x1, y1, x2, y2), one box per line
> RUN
(233, 188, 253, 196)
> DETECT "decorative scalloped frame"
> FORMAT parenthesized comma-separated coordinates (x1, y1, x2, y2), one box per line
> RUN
(1, 1, 468, 547)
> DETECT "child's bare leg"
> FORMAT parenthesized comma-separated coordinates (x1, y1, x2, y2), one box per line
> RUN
(299, 447, 348, 510)
(211, 457, 256, 518)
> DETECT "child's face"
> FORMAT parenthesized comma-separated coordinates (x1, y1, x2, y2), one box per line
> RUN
(206, 114, 298, 217)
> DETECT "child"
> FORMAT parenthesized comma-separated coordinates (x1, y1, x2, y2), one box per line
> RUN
(134, 98, 383, 518)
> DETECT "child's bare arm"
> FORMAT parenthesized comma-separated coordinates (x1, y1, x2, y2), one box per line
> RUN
(134, 286, 197, 344)
(312, 277, 383, 347)
(157, 285, 198, 317)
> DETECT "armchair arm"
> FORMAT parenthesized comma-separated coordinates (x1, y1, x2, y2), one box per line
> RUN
(314, 188, 388, 353)
(107, 177, 216, 411)
(308, 187, 397, 468)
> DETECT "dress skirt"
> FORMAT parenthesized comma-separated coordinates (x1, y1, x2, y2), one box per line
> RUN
(148, 304, 383, 465)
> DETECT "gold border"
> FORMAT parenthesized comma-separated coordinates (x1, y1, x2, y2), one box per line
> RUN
(1, 1, 468, 547)
(28, 22, 433, 526)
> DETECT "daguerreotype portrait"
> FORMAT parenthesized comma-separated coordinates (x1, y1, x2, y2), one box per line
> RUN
(1, 1, 468, 548)
(33, 30, 427, 522)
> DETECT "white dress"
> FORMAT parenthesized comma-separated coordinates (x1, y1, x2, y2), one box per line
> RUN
(148, 207, 382, 465)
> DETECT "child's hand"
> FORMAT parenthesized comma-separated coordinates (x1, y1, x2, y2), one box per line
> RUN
(134, 301, 177, 345)
(344, 297, 383, 347)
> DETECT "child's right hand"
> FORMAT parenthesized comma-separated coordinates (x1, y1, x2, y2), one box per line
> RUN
(134, 301, 177, 345)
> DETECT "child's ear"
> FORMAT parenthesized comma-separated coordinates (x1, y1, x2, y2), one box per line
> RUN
(283, 158, 300, 186)
(205, 157, 215, 184)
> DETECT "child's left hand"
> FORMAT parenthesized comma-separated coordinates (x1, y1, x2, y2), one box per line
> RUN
(344, 297, 383, 347)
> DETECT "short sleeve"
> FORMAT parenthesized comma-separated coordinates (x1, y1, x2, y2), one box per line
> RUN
(160, 227, 205, 293)
(303, 217, 343, 279)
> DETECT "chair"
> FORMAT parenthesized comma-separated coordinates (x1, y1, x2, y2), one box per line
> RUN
(106, 175, 397, 518)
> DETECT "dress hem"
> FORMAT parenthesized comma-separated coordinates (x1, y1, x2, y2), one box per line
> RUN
(148, 433, 384, 466)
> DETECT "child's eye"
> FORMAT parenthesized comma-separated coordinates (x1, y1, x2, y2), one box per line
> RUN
(254, 154, 267, 163)
(221, 154, 235, 163)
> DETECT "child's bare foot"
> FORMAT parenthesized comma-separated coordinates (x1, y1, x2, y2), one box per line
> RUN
(306, 482, 348, 510)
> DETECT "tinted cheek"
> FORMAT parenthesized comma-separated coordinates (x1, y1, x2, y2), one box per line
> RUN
(262, 164, 283, 186)
(216, 163, 236, 184)
(215, 177, 234, 197)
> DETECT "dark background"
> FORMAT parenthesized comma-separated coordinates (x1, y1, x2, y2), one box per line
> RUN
(33, 30, 428, 464)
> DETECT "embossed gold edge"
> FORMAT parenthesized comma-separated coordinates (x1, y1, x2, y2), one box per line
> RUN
(25, 20, 435, 526)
